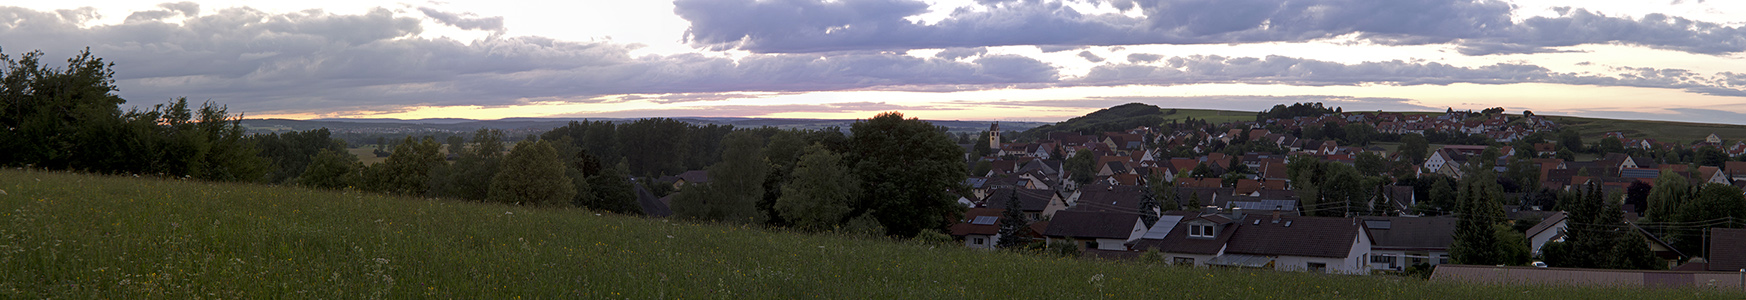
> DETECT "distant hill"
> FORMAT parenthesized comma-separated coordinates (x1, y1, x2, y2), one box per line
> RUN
(1014, 103, 1746, 145)
(1017, 103, 1258, 140)
(242, 117, 1048, 136)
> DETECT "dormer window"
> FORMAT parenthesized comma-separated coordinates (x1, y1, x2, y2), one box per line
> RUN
(1188, 222, 1216, 238)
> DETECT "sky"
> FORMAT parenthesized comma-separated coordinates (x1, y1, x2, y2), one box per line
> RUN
(3, 0, 1746, 123)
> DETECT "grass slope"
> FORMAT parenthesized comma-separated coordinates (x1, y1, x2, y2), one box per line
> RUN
(1544, 115, 1746, 145)
(1, 170, 1737, 299)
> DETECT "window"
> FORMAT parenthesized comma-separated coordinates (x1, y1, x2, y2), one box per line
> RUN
(1189, 224, 1215, 238)
(1173, 257, 1195, 265)
(1307, 262, 1327, 273)
(1371, 255, 1396, 264)
(972, 238, 984, 245)
(1086, 241, 1099, 249)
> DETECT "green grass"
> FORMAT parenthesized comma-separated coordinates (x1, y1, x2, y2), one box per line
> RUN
(1160, 108, 1259, 124)
(1, 170, 1739, 298)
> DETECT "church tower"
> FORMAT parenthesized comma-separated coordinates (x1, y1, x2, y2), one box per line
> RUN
(988, 122, 1001, 153)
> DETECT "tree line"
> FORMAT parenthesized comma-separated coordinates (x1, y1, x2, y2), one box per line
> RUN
(2, 49, 974, 239)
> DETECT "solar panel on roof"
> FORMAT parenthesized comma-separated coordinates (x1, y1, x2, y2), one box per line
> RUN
(972, 216, 999, 225)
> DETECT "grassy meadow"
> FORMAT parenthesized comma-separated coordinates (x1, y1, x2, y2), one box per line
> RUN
(1, 169, 1740, 299)
(1544, 115, 1746, 145)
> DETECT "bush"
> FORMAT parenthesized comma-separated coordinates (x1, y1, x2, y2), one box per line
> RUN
(1047, 239, 1081, 258)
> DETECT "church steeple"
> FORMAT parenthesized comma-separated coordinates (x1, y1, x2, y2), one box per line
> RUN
(988, 122, 1001, 153)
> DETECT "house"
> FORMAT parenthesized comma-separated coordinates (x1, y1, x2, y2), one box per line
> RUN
(1211, 213, 1373, 274)
(1135, 208, 1374, 274)
(632, 182, 673, 217)
(1043, 210, 1147, 251)
(671, 170, 710, 190)
(1379, 186, 1417, 215)
(1073, 184, 1146, 213)
(949, 208, 1016, 249)
(983, 188, 1067, 221)
(1705, 228, 1746, 272)
(1362, 217, 1456, 271)
(1526, 212, 1569, 256)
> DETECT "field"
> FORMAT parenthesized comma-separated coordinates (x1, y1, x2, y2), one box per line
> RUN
(2, 170, 1739, 298)
(1160, 108, 1260, 124)
(1543, 115, 1746, 145)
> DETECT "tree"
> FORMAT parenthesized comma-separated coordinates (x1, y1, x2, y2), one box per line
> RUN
(586, 158, 638, 213)
(437, 129, 506, 201)
(1450, 163, 1508, 265)
(675, 131, 768, 223)
(848, 112, 968, 237)
(488, 140, 575, 206)
(1548, 182, 1661, 269)
(362, 136, 445, 196)
(1354, 152, 1386, 176)
(1624, 181, 1652, 215)
(996, 191, 1031, 249)
(1558, 129, 1584, 153)
(1138, 182, 1162, 227)
(775, 144, 859, 231)
(1400, 133, 1429, 163)
(1671, 183, 1746, 255)
(1066, 149, 1096, 184)
(972, 131, 993, 158)
(1343, 123, 1376, 146)
(1599, 138, 1625, 155)
(298, 148, 361, 189)
(1645, 170, 1691, 221)
(1149, 173, 1179, 210)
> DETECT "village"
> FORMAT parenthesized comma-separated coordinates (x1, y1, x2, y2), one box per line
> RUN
(938, 104, 1745, 287)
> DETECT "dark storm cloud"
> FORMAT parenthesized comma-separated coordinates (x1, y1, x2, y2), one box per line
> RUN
(675, 0, 1746, 56)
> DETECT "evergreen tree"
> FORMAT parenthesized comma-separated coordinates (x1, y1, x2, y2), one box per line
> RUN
(1138, 182, 1161, 227)
(1451, 159, 1508, 265)
(996, 191, 1031, 249)
(488, 140, 575, 206)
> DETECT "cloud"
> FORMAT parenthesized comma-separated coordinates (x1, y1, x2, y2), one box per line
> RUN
(1077, 50, 1104, 63)
(965, 95, 1433, 112)
(4, 4, 1743, 117)
(1071, 55, 1746, 96)
(1126, 53, 1162, 63)
(550, 101, 958, 118)
(674, 0, 1746, 56)
(417, 7, 504, 32)
(0, 5, 1056, 115)
(933, 47, 986, 59)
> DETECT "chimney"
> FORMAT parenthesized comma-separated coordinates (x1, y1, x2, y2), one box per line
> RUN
(1231, 207, 1245, 221)
(1271, 206, 1282, 223)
